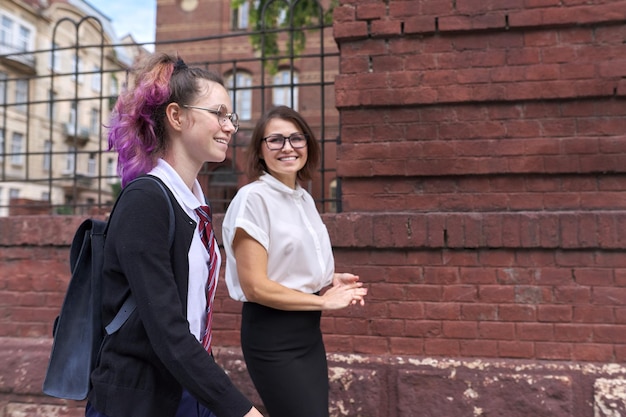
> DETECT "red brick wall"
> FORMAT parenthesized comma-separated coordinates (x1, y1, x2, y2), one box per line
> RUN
(331, 0, 626, 360)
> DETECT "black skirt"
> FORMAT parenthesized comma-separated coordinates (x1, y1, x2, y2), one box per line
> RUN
(241, 302, 329, 417)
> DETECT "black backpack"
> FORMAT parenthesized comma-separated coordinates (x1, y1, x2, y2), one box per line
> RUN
(43, 175, 175, 400)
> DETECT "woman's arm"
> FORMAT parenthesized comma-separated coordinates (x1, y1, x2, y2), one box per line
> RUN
(232, 228, 367, 311)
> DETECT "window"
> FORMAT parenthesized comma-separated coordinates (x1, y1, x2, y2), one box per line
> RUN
(17, 25, 29, 51)
(9, 188, 19, 200)
(226, 72, 252, 120)
(90, 108, 99, 134)
(15, 78, 28, 112)
(43, 140, 51, 171)
(88, 153, 96, 176)
(71, 55, 84, 82)
(11, 132, 24, 165)
(50, 42, 62, 73)
(0, 129, 4, 162)
(69, 100, 77, 125)
(231, 1, 250, 30)
(0, 71, 5, 105)
(47, 90, 57, 121)
(0, 14, 33, 52)
(110, 74, 118, 96)
(65, 146, 76, 173)
(272, 69, 299, 110)
(106, 157, 116, 183)
(1, 16, 12, 46)
(91, 66, 101, 92)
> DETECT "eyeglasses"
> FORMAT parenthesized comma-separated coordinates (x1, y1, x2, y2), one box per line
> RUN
(263, 133, 308, 151)
(183, 104, 239, 133)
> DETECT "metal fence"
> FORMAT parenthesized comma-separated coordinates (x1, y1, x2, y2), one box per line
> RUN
(0, 5, 339, 216)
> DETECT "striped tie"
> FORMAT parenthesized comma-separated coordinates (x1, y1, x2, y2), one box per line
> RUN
(195, 205, 218, 353)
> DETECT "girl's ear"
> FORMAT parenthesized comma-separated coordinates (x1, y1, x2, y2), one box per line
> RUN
(165, 102, 184, 132)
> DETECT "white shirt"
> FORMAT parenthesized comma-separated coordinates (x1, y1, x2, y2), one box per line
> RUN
(222, 173, 334, 302)
(149, 159, 220, 341)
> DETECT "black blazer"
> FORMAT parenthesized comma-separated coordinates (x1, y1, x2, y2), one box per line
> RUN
(89, 176, 252, 417)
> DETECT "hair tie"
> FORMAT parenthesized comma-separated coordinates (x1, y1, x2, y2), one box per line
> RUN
(174, 58, 188, 72)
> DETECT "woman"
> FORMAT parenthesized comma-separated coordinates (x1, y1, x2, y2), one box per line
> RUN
(87, 53, 263, 417)
(222, 106, 368, 417)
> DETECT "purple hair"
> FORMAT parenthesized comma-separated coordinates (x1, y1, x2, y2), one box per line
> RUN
(108, 54, 224, 187)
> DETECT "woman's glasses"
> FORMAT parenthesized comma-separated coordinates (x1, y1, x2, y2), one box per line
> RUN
(263, 133, 308, 150)
(183, 104, 239, 133)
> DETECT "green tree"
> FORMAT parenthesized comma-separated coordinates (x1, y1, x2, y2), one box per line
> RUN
(232, 0, 336, 73)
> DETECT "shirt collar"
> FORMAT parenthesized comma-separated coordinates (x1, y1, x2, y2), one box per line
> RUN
(260, 172, 304, 199)
(149, 159, 206, 210)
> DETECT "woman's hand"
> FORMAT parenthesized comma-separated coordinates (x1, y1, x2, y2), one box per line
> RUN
(322, 273, 367, 309)
(333, 272, 360, 287)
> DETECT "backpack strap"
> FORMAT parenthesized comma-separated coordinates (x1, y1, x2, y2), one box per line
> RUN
(104, 175, 176, 335)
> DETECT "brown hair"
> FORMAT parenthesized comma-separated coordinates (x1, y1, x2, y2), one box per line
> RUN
(245, 106, 320, 182)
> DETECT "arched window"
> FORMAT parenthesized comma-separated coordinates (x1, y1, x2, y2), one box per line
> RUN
(226, 71, 252, 120)
(272, 69, 299, 111)
(231, 0, 249, 30)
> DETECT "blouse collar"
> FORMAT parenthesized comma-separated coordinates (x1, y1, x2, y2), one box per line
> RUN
(260, 172, 304, 199)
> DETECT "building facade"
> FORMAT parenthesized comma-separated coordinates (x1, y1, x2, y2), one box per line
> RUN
(0, 0, 143, 216)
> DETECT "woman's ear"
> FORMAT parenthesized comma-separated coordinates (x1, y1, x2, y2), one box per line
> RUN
(165, 102, 184, 132)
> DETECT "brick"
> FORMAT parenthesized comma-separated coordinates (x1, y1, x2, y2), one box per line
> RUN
(442, 285, 477, 302)
(425, 302, 461, 320)
(554, 324, 593, 342)
(333, 5, 356, 22)
(499, 305, 537, 321)
(389, 302, 425, 319)
(479, 322, 515, 339)
(371, 319, 405, 336)
(406, 320, 442, 337)
(479, 286, 515, 303)
(389, 337, 425, 355)
(498, 340, 534, 358)
(517, 322, 554, 341)
(576, 269, 614, 286)
(334, 21, 369, 42)
(356, 2, 386, 20)
(340, 56, 370, 73)
(538, 305, 573, 323)
(443, 321, 479, 339)
(371, 20, 403, 37)
(460, 340, 498, 357)
(461, 303, 498, 321)
(404, 16, 436, 34)
(536, 342, 572, 360)
(424, 339, 460, 356)
(594, 325, 626, 344)
(388, 1, 423, 18)
(352, 336, 389, 354)
(572, 343, 614, 361)
(573, 306, 615, 323)
(424, 267, 459, 285)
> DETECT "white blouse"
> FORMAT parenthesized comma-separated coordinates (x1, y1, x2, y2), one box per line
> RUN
(222, 173, 334, 302)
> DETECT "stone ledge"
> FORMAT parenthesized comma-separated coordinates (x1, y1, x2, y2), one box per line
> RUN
(3, 338, 625, 417)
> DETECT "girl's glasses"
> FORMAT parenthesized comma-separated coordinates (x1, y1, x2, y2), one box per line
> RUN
(183, 104, 239, 133)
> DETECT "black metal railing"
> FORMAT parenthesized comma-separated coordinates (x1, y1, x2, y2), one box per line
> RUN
(0, 8, 339, 216)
